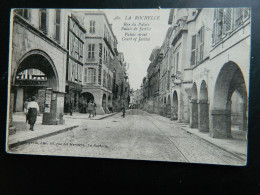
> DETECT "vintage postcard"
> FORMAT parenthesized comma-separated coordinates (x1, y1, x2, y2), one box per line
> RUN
(6, 8, 250, 165)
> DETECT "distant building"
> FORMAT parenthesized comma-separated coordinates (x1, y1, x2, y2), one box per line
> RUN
(73, 11, 130, 114)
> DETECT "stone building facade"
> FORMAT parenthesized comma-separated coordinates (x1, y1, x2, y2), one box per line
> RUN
(10, 9, 70, 124)
(143, 47, 162, 114)
(64, 14, 86, 113)
(142, 8, 251, 139)
(73, 11, 130, 114)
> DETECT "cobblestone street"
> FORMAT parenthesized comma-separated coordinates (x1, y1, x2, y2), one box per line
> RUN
(10, 110, 246, 165)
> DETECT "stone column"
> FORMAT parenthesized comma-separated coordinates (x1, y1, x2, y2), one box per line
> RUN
(241, 102, 248, 132)
(198, 100, 209, 132)
(210, 102, 232, 138)
(15, 87, 24, 112)
(95, 92, 105, 115)
(190, 100, 198, 128)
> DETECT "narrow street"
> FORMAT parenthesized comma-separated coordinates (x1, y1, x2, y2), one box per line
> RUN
(10, 110, 245, 165)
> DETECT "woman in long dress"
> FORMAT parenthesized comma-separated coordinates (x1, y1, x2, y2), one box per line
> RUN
(27, 96, 39, 131)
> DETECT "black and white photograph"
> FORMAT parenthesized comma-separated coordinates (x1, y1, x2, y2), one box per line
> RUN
(6, 8, 251, 166)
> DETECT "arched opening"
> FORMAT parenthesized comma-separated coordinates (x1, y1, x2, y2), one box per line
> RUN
(81, 92, 94, 113)
(190, 83, 198, 128)
(13, 51, 58, 113)
(172, 91, 178, 120)
(102, 94, 107, 113)
(198, 80, 209, 132)
(82, 92, 94, 103)
(211, 61, 247, 138)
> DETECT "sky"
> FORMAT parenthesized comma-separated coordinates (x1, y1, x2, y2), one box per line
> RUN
(102, 9, 171, 90)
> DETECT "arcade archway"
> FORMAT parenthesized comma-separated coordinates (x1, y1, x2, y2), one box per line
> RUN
(13, 50, 58, 112)
(211, 61, 247, 138)
(198, 80, 209, 132)
(82, 92, 94, 103)
(190, 83, 198, 128)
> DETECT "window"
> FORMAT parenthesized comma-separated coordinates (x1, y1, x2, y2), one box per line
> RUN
(39, 9, 47, 35)
(167, 71, 170, 90)
(74, 39, 79, 59)
(233, 8, 243, 28)
(84, 68, 88, 83)
(212, 8, 250, 45)
(54, 9, 61, 43)
(223, 8, 232, 34)
(84, 68, 96, 83)
(88, 44, 95, 59)
(190, 35, 197, 66)
(197, 26, 204, 63)
(74, 62, 78, 81)
(15, 9, 30, 20)
(79, 42, 83, 62)
(103, 70, 106, 87)
(78, 65, 82, 82)
(90, 20, 95, 34)
(243, 8, 250, 20)
(212, 8, 223, 45)
(175, 52, 179, 74)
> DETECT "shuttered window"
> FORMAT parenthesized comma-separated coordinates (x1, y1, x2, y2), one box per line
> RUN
(223, 8, 232, 34)
(55, 9, 61, 43)
(199, 26, 204, 62)
(39, 9, 47, 35)
(191, 35, 197, 66)
(243, 8, 250, 20)
(175, 52, 179, 74)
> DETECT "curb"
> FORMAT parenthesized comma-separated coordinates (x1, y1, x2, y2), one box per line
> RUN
(8, 125, 79, 149)
(95, 112, 119, 120)
(181, 126, 247, 162)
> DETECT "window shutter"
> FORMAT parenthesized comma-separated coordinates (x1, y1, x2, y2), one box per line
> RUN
(196, 32, 200, 63)
(191, 35, 196, 66)
(243, 8, 250, 20)
(224, 8, 232, 34)
(200, 26, 204, 61)
(212, 9, 217, 45)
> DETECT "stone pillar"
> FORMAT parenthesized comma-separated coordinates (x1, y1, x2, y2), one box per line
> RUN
(190, 100, 198, 128)
(241, 102, 248, 132)
(210, 105, 232, 138)
(95, 92, 105, 115)
(198, 100, 209, 132)
(15, 87, 24, 112)
(9, 92, 16, 135)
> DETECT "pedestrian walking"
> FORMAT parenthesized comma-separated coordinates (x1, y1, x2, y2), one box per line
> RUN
(26, 96, 39, 131)
(92, 101, 97, 117)
(69, 102, 73, 116)
(121, 104, 125, 118)
(87, 100, 94, 118)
